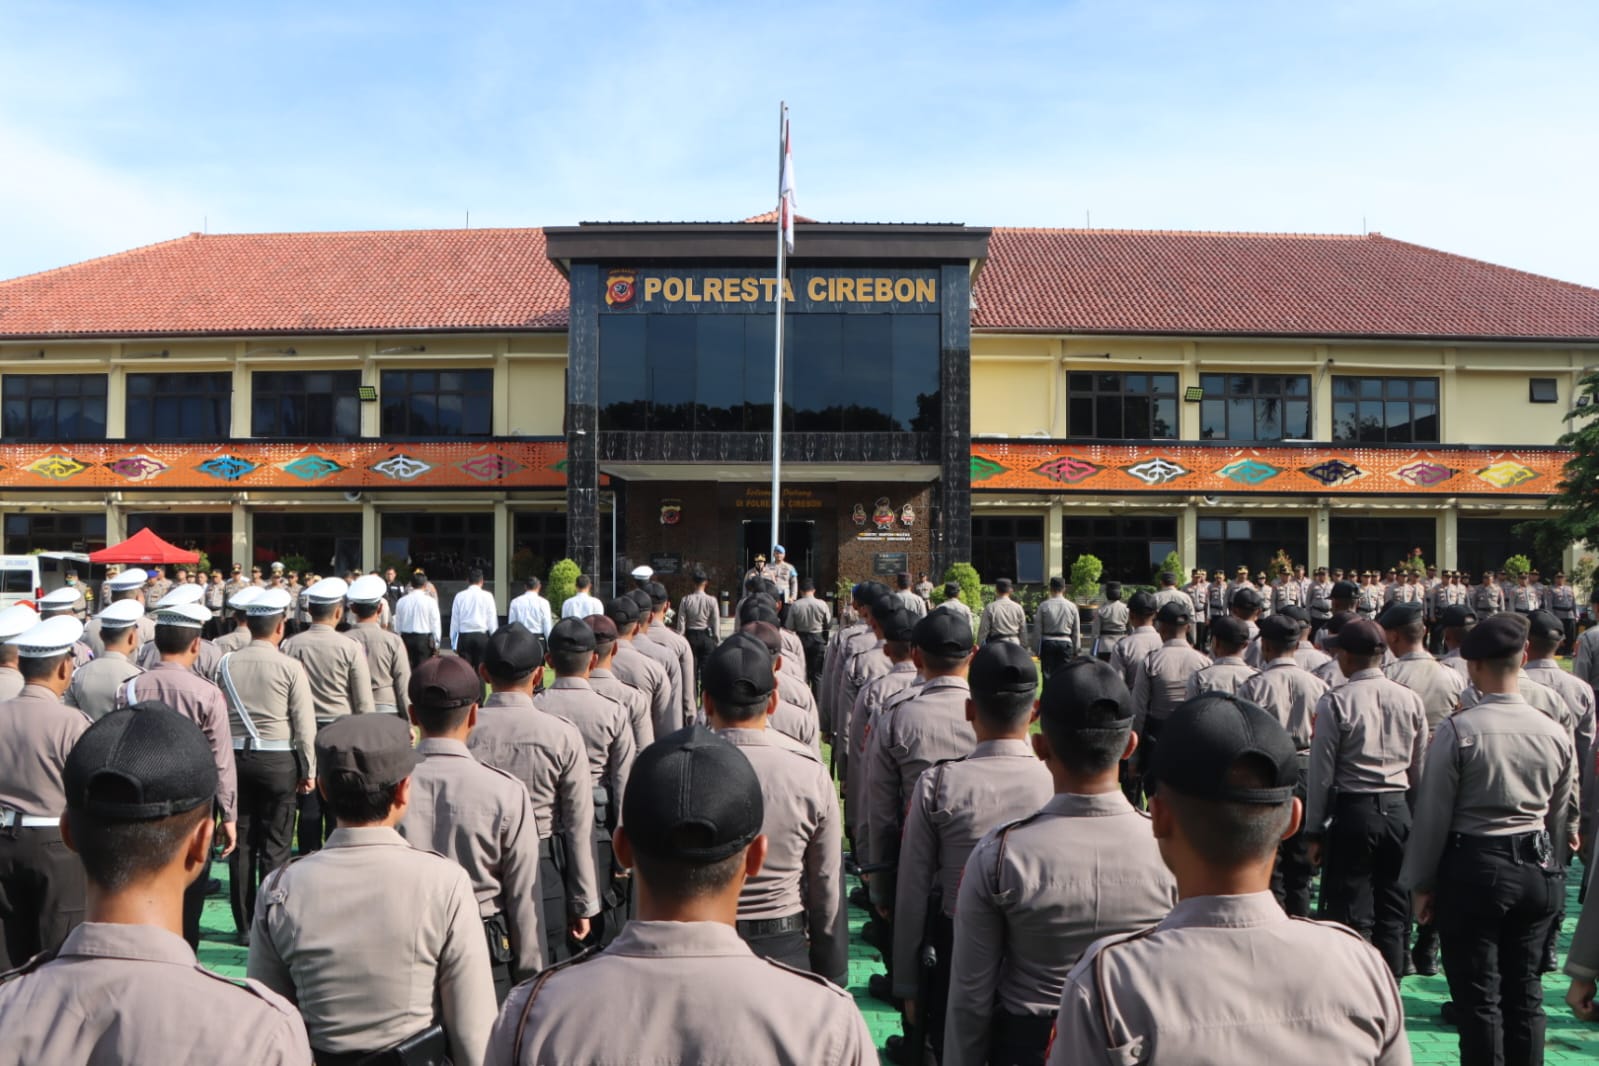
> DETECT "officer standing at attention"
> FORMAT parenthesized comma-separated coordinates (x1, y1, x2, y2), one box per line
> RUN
(738, 621, 821, 753)
(644, 582, 696, 727)
(606, 596, 678, 737)
(1380, 602, 1467, 740)
(894, 571, 930, 620)
(0, 615, 90, 967)
(890, 643, 1054, 1065)
(394, 571, 443, 667)
(675, 568, 721, 692)
(702, 633, 845, 984)
(1130, 601, 1211, 752)
(785, 577, 832, 693)
(1182, 569, 1209, 649)
(1110, 590, 1162, 688)
(1237, 614, 1329, 918)
(1186, 615, 1258, 697)
(1152, 571, 1188, 614)
(63, 600, 145, 718)
(215, 587, 317, 942)
(0, 705, 311, 1065)
(248, 715, 496, 1066)
(1304, 618, 1428, 979)
(0, 606, 38, 700)
(1034, 576, 1080, 677)
(1400, 613, 1577, 1065)
(844, 606, 921, 862)
(584, 614, 653, 751)
(1549, 572, 1578, 654)
(934, 580, 975, 630)
(1047, 693, 1410, 1065)
(484, 726, 876, 1065)
(343, 574, 411, 715)
(946, 660, 1177, 1066)
(1091, 581, 1130, 661)
(1471, 570, 1505, 617)
(763, 545, 800, 602)
(837, 598, 895, 770)
(214, 586, 262, 653)
(977, 578, 1027, 645)
(506, 576, 554, 642)
(37, 586, 95, 668)
(449, 569, 499, 669)
(467, 626, 598, 966)
(627, 589, 687, 713)
(83, 568, 155, 656)
(397, 655, 544, 1003)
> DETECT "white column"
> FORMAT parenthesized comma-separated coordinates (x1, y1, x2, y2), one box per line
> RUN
(1439, 503, 1459, 570)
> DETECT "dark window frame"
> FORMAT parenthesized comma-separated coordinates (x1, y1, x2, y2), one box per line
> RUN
(1529, 378, 1558, 404)
(379, 368, 495, 437)
(971, 516, 1045, 585)
(1331, 375, 1440, 444)
(125, 371, 232, 440)
(1198, 373, 1311, 442)
(1196, 516, 1310, 577)
(1066, 371, 1179, 440)
(251, 370, 362, 438)
(2, 373, 108, 441)
(1064, 515, 1179, 586)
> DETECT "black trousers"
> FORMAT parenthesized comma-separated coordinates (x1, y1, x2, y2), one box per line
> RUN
(1271, 758, 1314, 917)
(1319, 791, 1411, 979)
(230, 749, 299, 934)
(1039, 639, 1075, 678)
(455, 630, 489, 670)
(1436, 837, 1563, 1066)
(539, 836, 576, 966)
(296, 788, 337, 854)
(798, 631, 826, 693)
(687, 629, 716, 695)
(990, 1012, 1055, 1066)
(400, 631, 436, 670)
(0, 825, 85, 969)
(181, 855, 213, 949)
(737, 922, 809, 972)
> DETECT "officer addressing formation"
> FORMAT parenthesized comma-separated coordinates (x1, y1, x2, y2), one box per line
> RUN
(3, 547, 1599, 1066)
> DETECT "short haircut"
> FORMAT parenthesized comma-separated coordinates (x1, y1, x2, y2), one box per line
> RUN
(351, 600, 382, 620)
(576, 575, 592, 590)
(0, 645, 16, 668)
(896, 573, 912, 590)
(1528, 630, 1560, 657)
(800, 578, 815, 592)
(324, 779, 403, 824)
(1390, 619, 1425, 644)
(154, 626, 199, 656)
(67, 804, 210, 891)
(994, 578, 1013, 594)
(414, 699, 474, 735)
(1340, 649, 1382, 672)
(411, 573, 428, 589)
(631, 842, 745, 902)
(549, 648, 592, 676)
(1162, 755, 1293, 866)
(468, 568, 484, 584)
(972, 689, 1035, 729)
(309, 602, 339, 623)
(246, 614, 282, 640)
(20, 653, 68, 682)
(1039, 704, 1131, 777)
(1048, 576, 1065, 592)
(1473, 651, 1523, 675)
(708, 692, 767, 725)
(919, 649, 968, 673)
(525, 576, 540, 590)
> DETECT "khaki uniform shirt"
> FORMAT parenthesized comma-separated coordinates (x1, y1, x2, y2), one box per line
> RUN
(847, 661, 921, 847)
(1034, 597, 1081, 653)
(1524, 658, 1597, 815)
(118, 661, 238, 821)
(1384, 651, 1468, 736)
(1470, 583, 1504, 616)
(0, 685, 89, 816)
(1131, 639, 1212, 731)
(204, 581, 227, 614)
(214, 623, 253, 654)
(1306, 669, 1427, 832)
(1111, 626, 1163, 689)
(344, 622, 411, 713)
(0, 667, 23, 702)
(675, 589, 720, 633)
(1048, 893, 1409, 1066)
(866, 676, 978, 877)
(484, 921, 875, 1065)
(64, 650, 142, 720)
(1186, 655, 1258, 698)
(718, 727, 846, 985)
(890, 740, 1053, 998)
(589, 666, 653, 750)
(134, 636, 222, 680)
(1307, 580, 1334, 620)
(631, 624, 686, 717)
(612, 639, 679, 737)
(895, 588, 930, 620)
(978, 597, 1026, 645)
(1152, 587, 1188, 613)
(216, 641, 318, 777)
(1549, 585, 1578, 618)
(822, 622, 874, 738)
(0, 922, 310, 1066)
(935, 597, 975, 631)
(946, 793, 1177, 1066)
(1510, 585, 1542, 612)
(1401, 692, 1577, 893)
(646, 619, 697, 727)
(533, 678, 635, 806)
(840, 640, 892, 792)
(83, 610, 156, 656)
(398, 738, 544, 979)
(1238, 658, 1329, 750)
(281, 624, 374, 723)
(467, 692, 599, 917)
(786, 594, 831, 636)
(1293, 642, 1333, 674)
(248, 827, 496, 1066)
(772, 689, 820, 754)
(777, 627, 808, 684)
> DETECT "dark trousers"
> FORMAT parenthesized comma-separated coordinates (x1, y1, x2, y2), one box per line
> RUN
(0, 825, 85, 968)
(296, 789, 335, 854)
(181, 856, 212, 949)
(737, 921, 809, 971)
(455, 631, 489, 670)
(1271, 759, 1314, 917)
(1560, 616, 1577, 657)
(539, 836, 576, 966)
(799, 631, 826, 694)
(1436, 837, 1563, 1066)
(401, 632, 436, 670)
(1319, 791, 1411, 979)
(687, 629, 716, 695)
(1039, 639, 1075, 678)
(230, 749, 299, 934)
(990, 1012, 1055, 1066)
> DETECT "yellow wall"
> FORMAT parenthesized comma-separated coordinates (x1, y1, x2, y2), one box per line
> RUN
(506, 359, 567, 436)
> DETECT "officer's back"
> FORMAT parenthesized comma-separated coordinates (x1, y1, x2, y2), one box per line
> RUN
(279, 578, 374, 723)
(343, 575, 411, 714)
(534, 619, 635, 802)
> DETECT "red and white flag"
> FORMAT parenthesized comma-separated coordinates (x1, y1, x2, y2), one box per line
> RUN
(779, 109, 796, 254)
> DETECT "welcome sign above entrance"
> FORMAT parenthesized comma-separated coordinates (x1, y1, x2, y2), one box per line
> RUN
(602, 267, 939, 314)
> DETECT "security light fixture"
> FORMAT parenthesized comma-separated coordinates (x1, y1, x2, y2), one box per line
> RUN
(357, 385, 379, 402)
(1184, 385, 1204, 403)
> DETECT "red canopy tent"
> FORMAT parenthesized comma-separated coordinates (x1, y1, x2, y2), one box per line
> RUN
(88, 527, 201, 566)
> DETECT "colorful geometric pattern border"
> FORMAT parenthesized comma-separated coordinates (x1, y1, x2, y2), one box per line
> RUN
(970, 441, 1571, 497)
(0, 440, 581, 490)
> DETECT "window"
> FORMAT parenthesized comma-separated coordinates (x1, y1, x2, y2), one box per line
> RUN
(1332, 376, 1439, 444)
(380, 369, 494, 437)
(1529, 378, 1558, 404)
(2, 374, 107, 440)
(252, 512, 363, 576)
(252, 371, 361, 437)
(512, 512, 568, 582)
(1067, 372, 1178, 439)
(1456, 518, 1556, 580)
(126, 512, 233, 571)
(1326, 517, 1434, 576)
(1064, 515, 1178, 585)
(4, 513, 106, 554)
(1196, 517, 1309, 577)
(126, 373, 231, 439)
(971, 516, 1044, 585)
(1199, 374, 1311, 441)
(381, 511, 494, 587)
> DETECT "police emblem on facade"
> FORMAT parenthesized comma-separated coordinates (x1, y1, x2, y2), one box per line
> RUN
(660, 498, 682, 525)
(605, 270, 637, 308)
(852, 503, 868, 527)
(873, 498, 895, 530)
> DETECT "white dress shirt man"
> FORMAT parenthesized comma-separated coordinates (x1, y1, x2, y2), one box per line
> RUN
(507, 578, 554, 639)
(559, 575, 606, 620)
(448, 570, 499, 669)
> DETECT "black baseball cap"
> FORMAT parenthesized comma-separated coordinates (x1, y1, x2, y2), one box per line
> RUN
(1378, 602, 1423, 629)
(1330, 580, 1360, 601)
(868, 595, 900, 626)
(1257, 614, 1300, 645)
(1527, 610, 1564, 644)
(627, 589, 654, 614)
(1209, 616, 1250, 647)
(1462, 613, 1529, 660)
(1127, 590, 1157, 615)
(1150, 693, 1297, 805)
(606, 596, 641, 626)
(1155, 600, 1190, 625)
(622, 725, 764, 863)
(548, 617, 597, 655)
(1439, 604, 1477, 629)
(485, 624, 542, 679)
(409, 654, 481, 710)
(968, 642, 1037, 699)
(65, 703, 218, 820)
(739, 620, 782, 656)
(585, 614, 619, 646)
(1279, 605, 1310, 624)
(880, 606, 917, 644)
(646, 581, 669, 607)
(315, 715, 422, 794)
(1039, 657, 1133, 728)
(1229, 587, 1263, 612)
(1336, 618, 1387, 654)
(703, 633, 775, 710)
(913, 610, 974, 658)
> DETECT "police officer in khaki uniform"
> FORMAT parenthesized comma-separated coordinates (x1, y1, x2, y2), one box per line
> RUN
(37, 587, 95, 669)
(1186, 615, 1258, 697)
(1305, 618, 1428, 979)
(249, 714, 496, 1066)
(484, 725, 876, 1065)
(1033, 577, 1081, 677)
(0, 616, 89, 967)
(702, 633, 845, 984)
(820, 583, 872, 739)
(946, 660, 1177, 1066)
(606, 597, 678, 737)
(1110, 591, 1162, 687)
(836, 593, 894, 781)
(343, 575, 410, 715)
(214, 587, 317, 940)
(1381, 602, 1466, 741)
(1401, 613, 1578, 1065)
(468, 626, 598, 966)
(977, 578, 1026, 645)
(83, 568, 155, 656)
(398, 655, 543, 1002)
(785, 577, 832, 692)
(643, 583, 696, 727)
(584, 614, 653, 750)
(63, 600, 145, 719)
(627, 589, 686, 714)
(134, 584, 224, 677)
(214, 586, 262, 653)
(934, 580, 974, 631)
(1092, 585, 1130, 661)
(0, 705, 311, 1064)
(1130, 601, 1211, 757)
(740, 621, 821, 753)
(844, 606, 920, 863)
(1047, 693, 1409, 1065)
(674, 568, 720, 692)
(0, 606, 37, 701)
(893, 571, 929, 620)
(890, 642, 1053, 1064)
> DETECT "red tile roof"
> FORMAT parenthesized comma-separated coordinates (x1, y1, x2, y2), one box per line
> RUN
(0, 229, 570, 337)
(975, 229, 1599, 340)
(4, 224, 1597, 342)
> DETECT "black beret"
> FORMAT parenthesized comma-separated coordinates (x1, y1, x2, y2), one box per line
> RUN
(605, 596, 641, 626)
(1439, 604, 1478, 629)
(1209, 615, 1250, 647)
(1127, 590, 1157, 615)
(1461, 613, 1529, 660)
(913, 610, 974, 658)
(1527, 610, 1565, 644)
(548, 617, 597, 655)
(968, 642, 1037, 699)
(1279, 605, 1310, 624)
(1039, 657, 1133, 728)
(1257, 614, 1300, 645)
(65, 703, 217, 820)
(1149, 693, 1297, 805)
(704, 633, 775, 708)
(1155, 600, 1190, 625)
(1336, 618, 1387, 655)
(622, 726, 763, 863)
(485, 624, 543, 678)
(1378, 602, 1423, 629)
(1330, 580, 1360, 601)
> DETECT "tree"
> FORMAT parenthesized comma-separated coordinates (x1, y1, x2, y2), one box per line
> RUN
(1518, 368, 1599, 561)
(1155, 550, 1184, 585)
(547, 558, 580, 610)
(1070, 554, 1104, 602)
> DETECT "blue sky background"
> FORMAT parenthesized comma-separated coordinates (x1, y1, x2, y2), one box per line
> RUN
(3, 1, 1597, 285)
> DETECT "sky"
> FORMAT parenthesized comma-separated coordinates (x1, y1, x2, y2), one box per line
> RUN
(3, 0, 1597, 286)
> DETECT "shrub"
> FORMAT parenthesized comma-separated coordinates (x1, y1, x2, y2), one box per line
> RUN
(547, 558, 581, 609)
(1502, 554, 1532, 582)
(943, 562, 984, 621)
(1155, 550, 1184, 585)
(1070, 554, 1103, 602)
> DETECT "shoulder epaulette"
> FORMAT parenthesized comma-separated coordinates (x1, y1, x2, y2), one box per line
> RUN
(989, 809, 1047, 885)
(758, 953, 854, 998)
(508, 945, 602, 1066)
(0, 946, 59, 984)
(210, 973, 305, 1018)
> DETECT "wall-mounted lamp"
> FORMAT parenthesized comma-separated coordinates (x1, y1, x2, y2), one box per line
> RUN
(1184, 386, 1204, 403)
(357, 385, 379, 403)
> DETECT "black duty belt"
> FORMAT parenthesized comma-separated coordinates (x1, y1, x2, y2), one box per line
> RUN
(1042, 634, 1071, 640)
(1335, 791, 1408, 807)
(736, 912, 806, 937)
(1447, 829, 1553, 866)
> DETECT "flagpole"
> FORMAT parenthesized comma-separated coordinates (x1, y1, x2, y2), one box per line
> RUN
(770, 101, 787, 563)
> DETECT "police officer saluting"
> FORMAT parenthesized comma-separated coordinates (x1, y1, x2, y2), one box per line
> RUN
(0, 704, 311, 1064)
(1047, 693, 1410, 1064)
(1401, 613, 1578, 1065)
(484, 725, 876, 1065)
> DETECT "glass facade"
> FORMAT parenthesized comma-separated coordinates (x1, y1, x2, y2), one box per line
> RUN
(126, 372, 232, 439)
(1199, 374, 1311, 441)
(252, 512, 363, 577)
(1067, 372, 1178, 439)
(252, 370, 361, 437)
(380, 369, 493, 437)
(972, 516, 1045, 584)
(1331, 376, 1440, 444)
(1196, 516, 1310, 576)
(1456, 517, 1557, 578)
(4, 513, 107, 554)
(2, 374, 108, 441)
(1326, 517, 1435, 575)
(126, 512, 233, 571)
(1065, 516, 1178, 585)
(512, 512, 568, 582)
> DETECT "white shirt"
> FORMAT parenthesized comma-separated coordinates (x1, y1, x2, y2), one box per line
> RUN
(449, 585, 499, 647)
(561, 592, 606, 620)
(507, 591, 553, 638)
(394, 589, 442, 642)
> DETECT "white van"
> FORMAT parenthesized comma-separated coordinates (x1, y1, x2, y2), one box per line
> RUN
(0, 552, 93, 609)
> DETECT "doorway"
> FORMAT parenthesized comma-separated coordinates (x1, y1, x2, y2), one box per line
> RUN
(741, 519, 815, 587)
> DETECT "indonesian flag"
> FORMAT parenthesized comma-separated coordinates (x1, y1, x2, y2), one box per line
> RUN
(779, 111, 796, 254)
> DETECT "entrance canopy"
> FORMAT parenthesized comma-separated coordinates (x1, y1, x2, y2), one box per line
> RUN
(89, 527, 201, 565)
